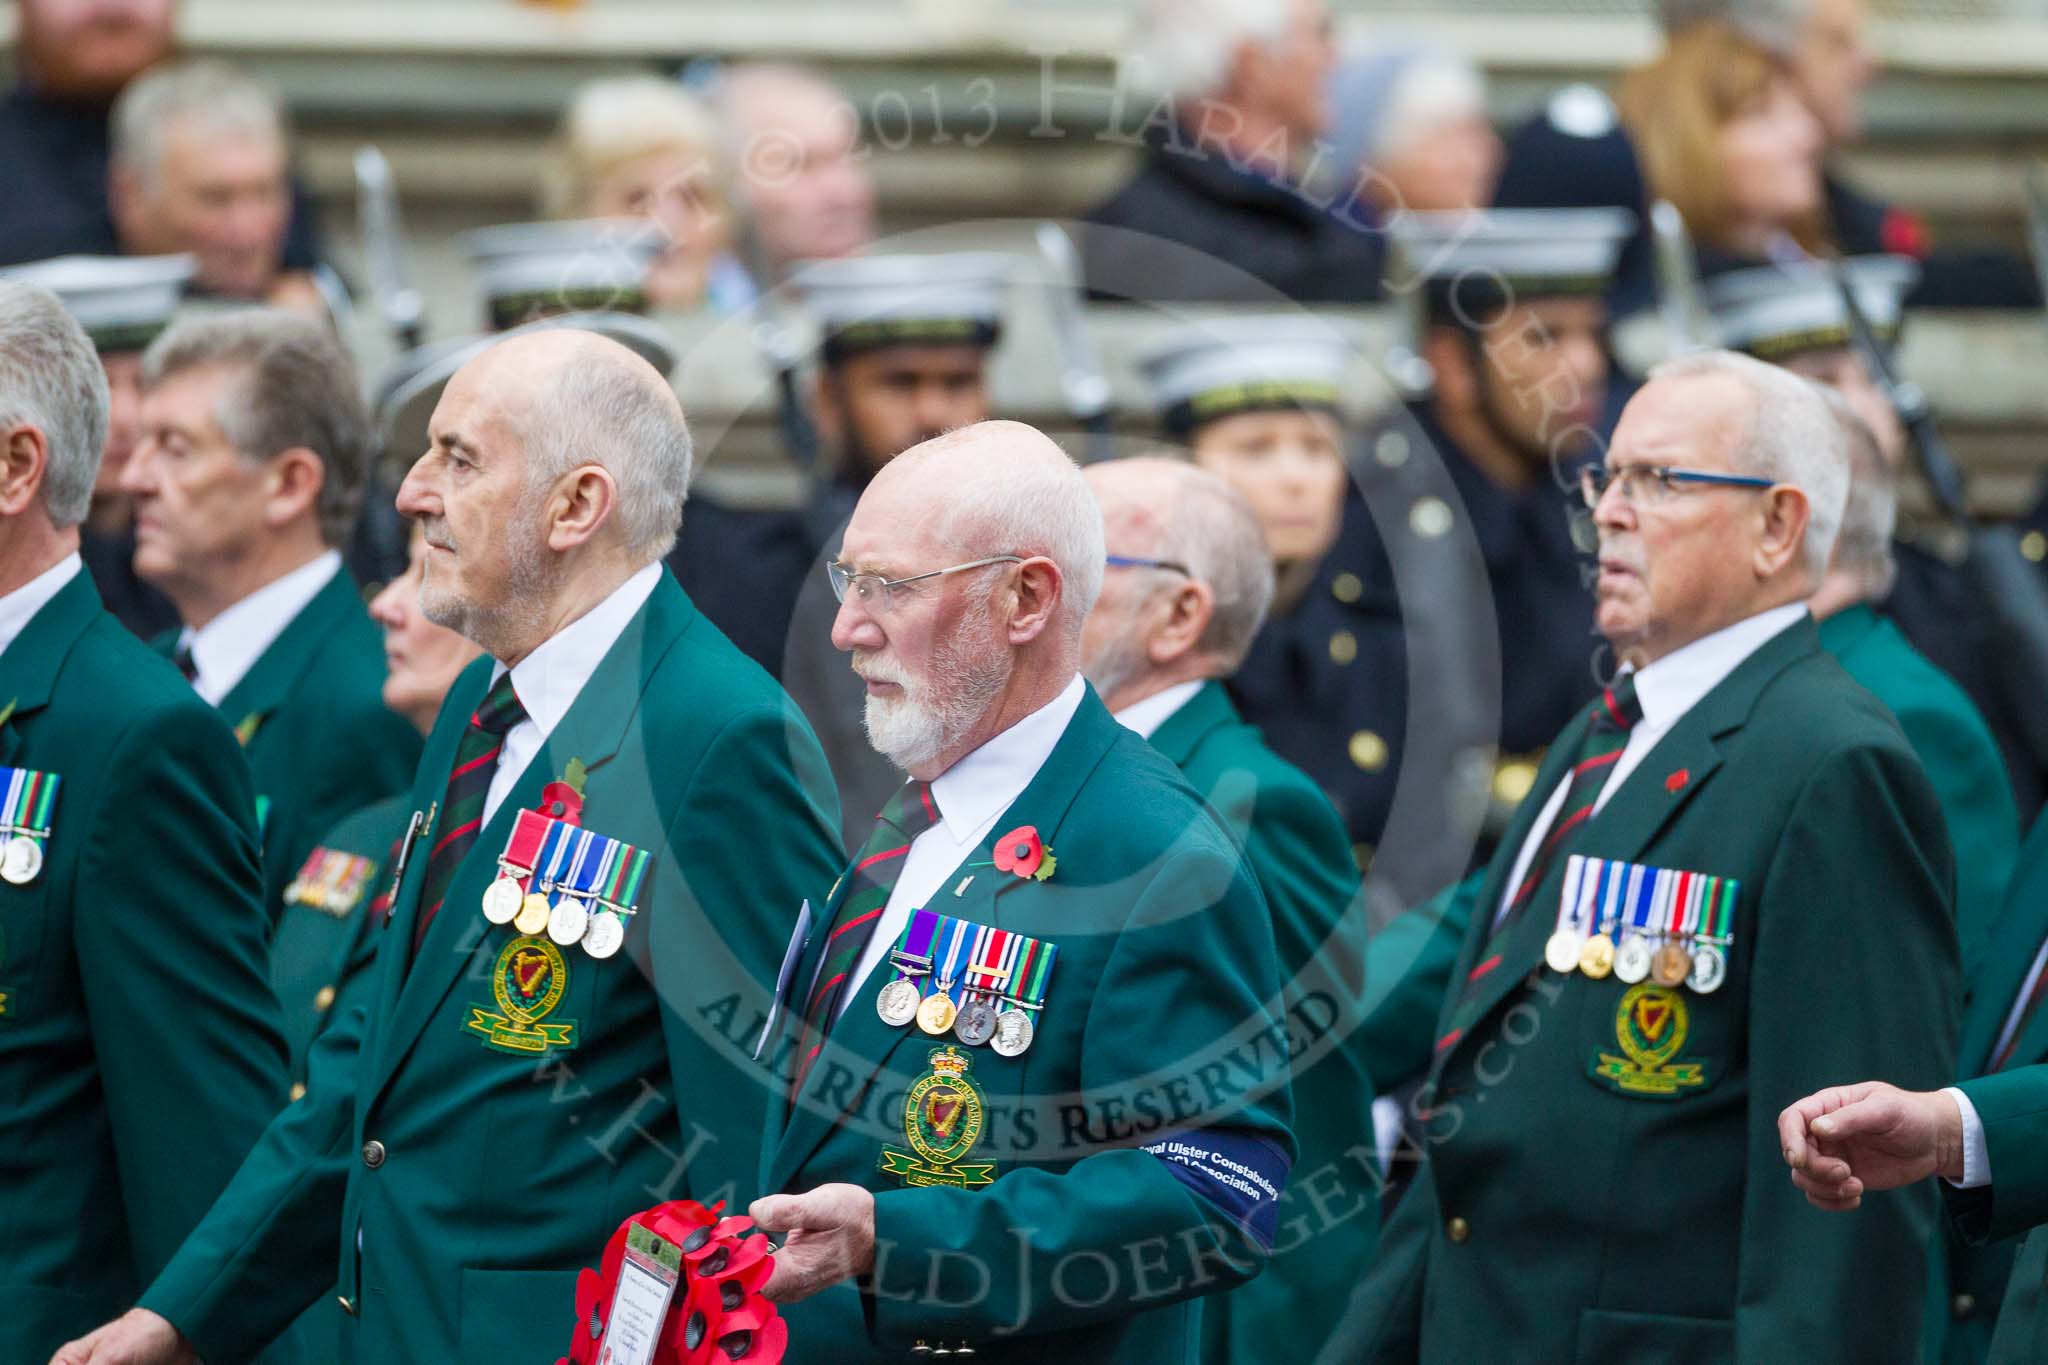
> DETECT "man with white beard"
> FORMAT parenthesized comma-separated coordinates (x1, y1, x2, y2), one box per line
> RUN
(748, 421, 1294, 1364)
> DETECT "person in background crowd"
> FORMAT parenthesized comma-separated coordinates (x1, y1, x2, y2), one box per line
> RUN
(1082, 0, 1386, 304)
(713, 63, 878, 284)
(107, 60, 328, 311)
(1615, 19, 1830, 277)
(122, 309, 421, 924)
(542, 75, 755, 316)
(1325, 41, 1500, 216)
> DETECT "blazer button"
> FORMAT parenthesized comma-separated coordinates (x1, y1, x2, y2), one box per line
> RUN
(336, 1294, 357, 1317)
(362, 1139, 387, 1169)
(289, 1082, 307, 1102)
(1953, 1293, 1977, 1319)
(314, 985, 337, 1012)
(1445, 1216, 1471, 1244)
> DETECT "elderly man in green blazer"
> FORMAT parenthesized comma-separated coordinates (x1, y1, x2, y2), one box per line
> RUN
(746, 423, 1294, 1363)
(1081, 455, 1372, 1362)
(122, 310, 420, 924)
(1348, 351, 1958, 1361)
(58, 328, 846, 1363)
(0, 282, 294, 1359)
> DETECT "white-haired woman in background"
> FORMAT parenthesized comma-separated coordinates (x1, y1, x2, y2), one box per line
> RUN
(1325, 41, 1501, 216)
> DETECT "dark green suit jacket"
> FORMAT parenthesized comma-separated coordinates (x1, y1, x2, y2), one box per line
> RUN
(139, 571, 846, 1363)
(760, 685, 1294, 1363)
(270, 794, 408, 1090)
(1348, 615, 1959, 1363)
(1942, 810, 2048, 1363)
(155, 565, 421, 924)
(1139, 681, 1375, 1364)
(1819, 604, 2017, 967)
(0, 568, 293, 1359)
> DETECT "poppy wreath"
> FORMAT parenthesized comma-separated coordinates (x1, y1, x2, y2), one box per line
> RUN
(990, 825, 1057, 882)
(558, 1200, 788, 1365)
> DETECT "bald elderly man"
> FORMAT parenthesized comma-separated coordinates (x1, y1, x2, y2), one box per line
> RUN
(748, 423, 1293, 1362)
(1082, 456, 1373, 1364)
(58, 329, 846, 1363)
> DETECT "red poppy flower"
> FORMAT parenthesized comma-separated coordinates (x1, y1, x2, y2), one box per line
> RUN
(993, 826, 1047, 879)
(540, 780, 585, 825)
(559, 1200, 784, 1365)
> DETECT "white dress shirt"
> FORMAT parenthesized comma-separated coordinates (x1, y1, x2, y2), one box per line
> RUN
(0, 553, 82, 660)
(482, 561, 662, 826)
(1112, 679, 1204, 740)
(1493, 603, 1809, 925)
(178, 549, 342, 706)
(836, 673, 1087, 1019)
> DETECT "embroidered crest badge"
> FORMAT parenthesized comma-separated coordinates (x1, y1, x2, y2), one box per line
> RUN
(1591, 983, 1706, 1098)
(879, 1047, 996, 1189)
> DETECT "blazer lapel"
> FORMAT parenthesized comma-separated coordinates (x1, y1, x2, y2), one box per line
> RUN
(1142, 681, 1234, 769)
(214, 566, 358, 733)
(765, 687, 1121, 1194)
(0, 571, 105, 766)
(365, 574, 694, 1102)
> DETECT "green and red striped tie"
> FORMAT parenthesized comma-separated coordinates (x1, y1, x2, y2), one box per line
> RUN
(411, 671, 527, 962)
(789, 779, 939, 1097)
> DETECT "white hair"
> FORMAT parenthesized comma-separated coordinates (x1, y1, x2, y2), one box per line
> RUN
(524, 340, 694, 561)
(1375, 54, 1488, 164)
(542, 75, 726, 220)
(1656, 0, 1807, 53)
(1649, 349, 1848, 577)
(0, 280, 110, 530)
(1130, 0, 1295, 101)
(918, 423, 1106, 641)
(1814, 384, 1897, 597)
(111, 61, 287, 184)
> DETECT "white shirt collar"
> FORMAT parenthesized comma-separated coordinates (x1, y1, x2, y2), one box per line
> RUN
(1627, 602, 1809, 729)
(180, 549, 342, 706)
(928, 673, 1087, 844)
(1112, 679, 1204, 740)
(496, 562, 664, 740)
(0, 554, 83, 661)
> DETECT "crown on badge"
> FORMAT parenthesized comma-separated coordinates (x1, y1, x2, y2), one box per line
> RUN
(928, 1047, 970, 1079)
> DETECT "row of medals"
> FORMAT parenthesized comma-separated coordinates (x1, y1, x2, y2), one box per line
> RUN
(480, 867, 625, 959)
(875, 950, 1037, 1057)
(1, 833, 44, 885)
(1546, 926, 1728, 994)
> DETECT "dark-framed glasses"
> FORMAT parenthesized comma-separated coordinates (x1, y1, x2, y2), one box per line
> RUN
(1105, 554, 1192, 575)
(825, 554, 1023, 613)
(1580, 464, 1777, 509)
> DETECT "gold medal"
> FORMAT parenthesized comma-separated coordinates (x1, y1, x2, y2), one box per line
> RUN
(1544, 929, 1584, 976)
(916, 989, 958, 1035)
(1652, 942, 1693, 987)
(481, 875, 523, 925)
(514, 892, 553, 937)
(1578, 932, 1615, 979)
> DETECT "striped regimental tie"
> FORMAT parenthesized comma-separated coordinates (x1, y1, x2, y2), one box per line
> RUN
(789, 779, 940, 1098)
(410, 671, 527, 964)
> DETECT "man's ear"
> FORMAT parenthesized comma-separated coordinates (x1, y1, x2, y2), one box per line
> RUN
(1004, 557, 1064, 647)
(543, 465, 620, 553)
(1753, 485, 1812, 581)
(264, 447, 327, 531)
(0, 422, 50, 518)
(1147, 579, 1217, 668)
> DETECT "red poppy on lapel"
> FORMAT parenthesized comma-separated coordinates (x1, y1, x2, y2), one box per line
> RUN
(993, 825, 1057, 881)
(1665, 769, 1689, 793)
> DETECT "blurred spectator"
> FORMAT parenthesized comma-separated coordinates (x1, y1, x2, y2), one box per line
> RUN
(1081, 0, 1385, 303)
(714, 63, 877, 284)
(0, 2, 326, 277)
(1326, 42, 1500, 217)
(1616, 20, 1830, 275)
(107, 60, 325, 310)
(542, 76, 755, 315)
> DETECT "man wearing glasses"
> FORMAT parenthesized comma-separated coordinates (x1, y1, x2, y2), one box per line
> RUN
(1342, 350, 1958, 1361)
(748, 420, 1294, 1362)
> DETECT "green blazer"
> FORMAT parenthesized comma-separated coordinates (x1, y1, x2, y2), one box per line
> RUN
(0, 569, 293, 1359)
(1942, 811, 2048, 1364)
(1820, 604, 2018, 967)
(138, 572, 846, 1363)
(1348, 616, 1959, 1363)
(155, 566, 421, 924)
(759, 685, 1295, 1364)
(270, 794, 409, 1090)
(1138, 680, 1375, 1364)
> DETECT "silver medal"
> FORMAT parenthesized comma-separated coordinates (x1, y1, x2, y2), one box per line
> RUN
(582, 909, 625, 959)
(1687, 943, 1727, 994)
(991, 1008, 1034, 1057)
(481, 875, 523, 925)
(954, 996, 999, 1047)
(548, 896, 590, 946)
(1613, 933, 1653, 985)
(1, 834, 42, 885)
(876, 978, 922, 1026)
